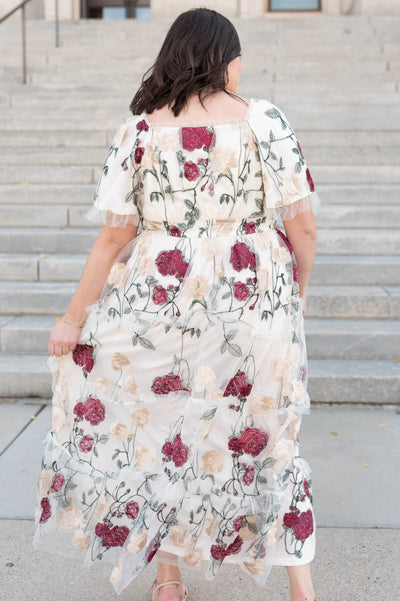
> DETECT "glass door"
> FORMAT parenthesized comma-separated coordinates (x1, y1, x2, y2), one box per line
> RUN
(269, 0, 320, 10)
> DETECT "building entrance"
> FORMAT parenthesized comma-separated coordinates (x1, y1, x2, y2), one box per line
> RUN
(80, 1, 150, 19)
(269, 0, 320, 10)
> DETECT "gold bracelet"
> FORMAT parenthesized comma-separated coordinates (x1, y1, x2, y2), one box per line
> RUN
(62, 317, 83, 329)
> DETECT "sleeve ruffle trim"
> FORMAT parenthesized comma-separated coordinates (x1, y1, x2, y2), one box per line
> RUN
(265, 190, 321, 223)
(85, 205, 141, 228)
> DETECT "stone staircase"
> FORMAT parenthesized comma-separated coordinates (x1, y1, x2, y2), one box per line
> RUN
(0, 15, 399, 402)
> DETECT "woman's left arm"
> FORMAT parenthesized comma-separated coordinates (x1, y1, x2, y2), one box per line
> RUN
(282, 210, 317, 316)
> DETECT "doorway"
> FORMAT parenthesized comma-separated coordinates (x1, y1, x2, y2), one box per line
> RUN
(268, 0, 321, 10)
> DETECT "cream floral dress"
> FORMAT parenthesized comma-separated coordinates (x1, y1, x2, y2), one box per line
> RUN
(32, 97, 321, 595)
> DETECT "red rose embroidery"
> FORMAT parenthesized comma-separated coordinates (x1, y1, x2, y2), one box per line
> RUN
(169, 225, 182, 237)
(151, 373, 189, 395)
(228, 436, 242, 454)
(297, 140, 304, 159)
(293, 264, 299, 283)
(211, 535, 243, 563)
(306, 168, 315, 192)
(223, 370, 252, 398)
(73, 401, 86, 419)
(121, 157, 129, 171)
(284, 509, 313, 541)
(210, 542, 226, 562)
(162, 433, 189, 467)
(244, 221, 256, 234)
(134, 146, 145, 164)
(239, 427, 268, 457)
(83, 397, 106, 426)
(304, 478, 310, 497)
(136, 119, 149, 132)
(243, 465, 255, 485)
(50, 474, 65, 493)
(233, 281, 250, 301)
(283, 508, 299, 529)
(152, 285, 168, 305)
(72, 344, 94, 377)
(79, 434, 94, 453)
(293, 509, 313, 541)
(39, 496, 51, 523)
(125, 501, 140, 519)
(226, 535, 243, 555)
(145, 535, 160, 563)
(181, 127, 215, 152)
(233, 516, 245, 531)
(95, 522, 130, 548)
(155, 249, 189, 279)
(184, 161, 200, 181)
(230, 242, 256, 272)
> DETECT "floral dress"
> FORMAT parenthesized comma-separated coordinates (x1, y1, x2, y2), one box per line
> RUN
(32, 97, 321, 596)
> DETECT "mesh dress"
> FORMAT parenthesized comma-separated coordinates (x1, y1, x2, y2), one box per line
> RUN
(32, 97, 321, 596)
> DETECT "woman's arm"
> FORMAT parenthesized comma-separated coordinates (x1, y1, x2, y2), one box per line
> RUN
(48, 223, 138, 357)
(282, 209, 317, 316)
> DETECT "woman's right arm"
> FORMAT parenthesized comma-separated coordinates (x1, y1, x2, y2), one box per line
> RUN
(48, 222, 138, 357)
(282, 209, 317, 316)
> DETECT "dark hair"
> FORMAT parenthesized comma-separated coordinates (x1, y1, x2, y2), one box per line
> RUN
(129, 8, 243, 117)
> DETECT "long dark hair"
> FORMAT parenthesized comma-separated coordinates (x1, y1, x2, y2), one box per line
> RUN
(129, 8, 243, 117)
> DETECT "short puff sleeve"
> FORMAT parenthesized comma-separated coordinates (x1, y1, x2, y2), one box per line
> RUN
(249, 99, 321, 223)
(86, 116, 143, 228)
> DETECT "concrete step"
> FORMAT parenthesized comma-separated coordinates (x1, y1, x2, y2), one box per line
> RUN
(1, 162, 399, 190)
(0, 282, 76, 315)
(0, 183, 397, 206)
(0, 253, 85, 282)
(0, 228, 97, 253)
(0, 165, 94, 185)
(316, 229, 400, 255)
(1, 253, 398, 285)
(0, 282, 398, 318)
(2, 147, 105, 166)
(9, 89, 400, 108)
(0, 226, 399, 255)
(2, 314, 399, 360)
(305, 319, 400, 360)
(316, 184, 399, 205)
(0, 130, 107, 148)
(315, 204, 400, 228)
(0, 184, 95, 205)
(0, 353, 398, 403)
(306, 285, 400, 319)
(309, 359, 400, 404)
(3, 146, 399, 167)
(311, 256, 400, 286)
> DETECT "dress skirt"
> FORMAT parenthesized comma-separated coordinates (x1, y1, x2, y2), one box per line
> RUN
(32, 217, 316, 596)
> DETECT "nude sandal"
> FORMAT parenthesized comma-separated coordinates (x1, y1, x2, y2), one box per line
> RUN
(149, 578, 188, 601)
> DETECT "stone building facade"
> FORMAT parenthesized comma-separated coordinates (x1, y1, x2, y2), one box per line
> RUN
(1, 0, 399, 20)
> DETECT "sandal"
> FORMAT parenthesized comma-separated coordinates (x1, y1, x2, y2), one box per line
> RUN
(150, 578, 188, 601)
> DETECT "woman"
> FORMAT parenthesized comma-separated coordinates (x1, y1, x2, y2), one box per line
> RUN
(32, 8, 320, 601)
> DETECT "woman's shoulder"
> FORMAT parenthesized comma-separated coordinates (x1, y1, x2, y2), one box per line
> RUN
(111, 113, 149, 148)
(250, 97, 291, 124)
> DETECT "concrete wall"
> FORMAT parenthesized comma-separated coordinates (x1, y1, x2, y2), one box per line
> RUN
(2, 0, 400, 20)
(350, 0, 400, 16)
(151, 0, 239, 18)
(0, 0, 44, 19)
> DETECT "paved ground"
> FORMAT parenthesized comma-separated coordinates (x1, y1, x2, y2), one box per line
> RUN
(0, 401, 399, 600)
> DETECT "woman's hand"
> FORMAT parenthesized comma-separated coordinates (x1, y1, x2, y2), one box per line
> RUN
(48, 318, 83, 357)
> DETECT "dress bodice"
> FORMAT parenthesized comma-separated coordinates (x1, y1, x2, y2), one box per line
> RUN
(86, 98, 321, 236)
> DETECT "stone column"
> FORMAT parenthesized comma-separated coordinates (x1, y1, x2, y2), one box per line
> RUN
(42, 0, 79, 20)
(239, 0, 265, 18)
